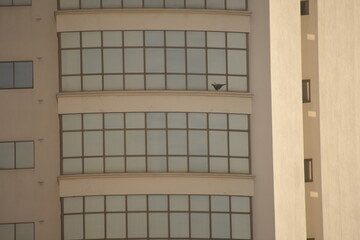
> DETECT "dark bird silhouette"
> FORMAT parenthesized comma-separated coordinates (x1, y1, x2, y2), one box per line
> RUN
(212, 83, 226, 91)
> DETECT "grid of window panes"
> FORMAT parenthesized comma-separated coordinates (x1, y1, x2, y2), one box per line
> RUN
(0, 141, 34, 169)
(0, 223, 34, 240)
(60, 30, 248, 92)
(0, 0, 31, 6)
(61, 112, 250, 174)
(0, 61, 33, 89)
(59, 0, 247, 10)
(62, 194, 252, 240)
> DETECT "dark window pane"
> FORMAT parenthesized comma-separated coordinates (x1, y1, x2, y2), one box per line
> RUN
(14, 62, 32, 88)
(0, 62, 14, 88)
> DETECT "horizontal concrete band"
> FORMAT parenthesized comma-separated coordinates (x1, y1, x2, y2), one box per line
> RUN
(56, 9, 251, 32)
(59, 173, 255, 197)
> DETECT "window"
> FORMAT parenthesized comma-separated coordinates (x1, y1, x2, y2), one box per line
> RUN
(62, 194, 252, 240)
(59, 0, 247, 10)
(59, 30, 248, 92)
(0, 141, 34, 169)
(304, 159, 313, 182)
(0, 223, 34, 240)
(0, 61, 33, 89)
(61, 112, 250, 174)
(302, 79, 311, 103)
(301, 0, 309, 15)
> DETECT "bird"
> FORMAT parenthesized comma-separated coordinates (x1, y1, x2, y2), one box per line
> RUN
(212, 83, 226, 91)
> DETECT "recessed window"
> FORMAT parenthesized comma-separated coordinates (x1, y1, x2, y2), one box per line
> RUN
(0, 141, 34, 169)
(61, 112, 250, 174)
(0, 0, 31, 6)
(0, 223, 34, 240)
(301, 0, 309, 15)
(304, 159, 313, 182)
(0, 61, 33, 89)
(302, 79, 311, 103)
(62, 194, 252, 240)
(59, 30, 248, 92)
(59, 0, 247, 10)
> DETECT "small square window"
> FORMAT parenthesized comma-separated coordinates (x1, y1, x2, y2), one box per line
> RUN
(304, 159, 313, 182)
(0, 61, 33, 89)
(301, 0, 309, 15)
(302, 79, 311, 103)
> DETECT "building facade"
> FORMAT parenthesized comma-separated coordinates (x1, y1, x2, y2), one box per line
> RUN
(1, 0, 360, 240)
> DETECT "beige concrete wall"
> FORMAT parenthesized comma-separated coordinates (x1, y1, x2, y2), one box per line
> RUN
(269, 0, 307, 240)
(317, 0, 360, 239)
(0, 1, 60, 240)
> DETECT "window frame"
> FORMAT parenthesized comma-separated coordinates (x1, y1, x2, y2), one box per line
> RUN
(304, 158, 313, 182)
(302, 79, 311, 103)
(0, 222, 35, 240)
(0, 140, 35, 170)
(0, 61, 34, 89)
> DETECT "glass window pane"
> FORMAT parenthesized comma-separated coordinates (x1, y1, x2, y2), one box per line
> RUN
(126, 157, 146, 172)
(147, 113, 166, 128)
(126, 130, 145, 154)
(208, 75, 226, 91)
(207, 0, 225, 9)
(207, 32, 226, 47)
(126, 113, 145, 128)
(149, 213, 168, 237)
(185, 0, 204, 8)
(208, 49, 226, 74)
(211, 196, 229, 211)
(189, 157, 208, 172)
(105, 130, 124, 155)
(188, 113, 206, 128)
(83, 75, 102, 91)
(62, 114, 82, 131)
(149, 195, 168, 210)
(209, 131, 227, 156)
(102, 0, 122, 8)
(83, 114, 102, 129)
(187, 75, 206, 90)
(168, 130, 187, 154)
(165, 0, 184, 8)
(128, 213, 147, 237)
(85, 196, 104, 212)
(190, 195, 209, 211)
(64, 197, 83, 213)
(0, 224, 14, 240)
(169, 195, 188, 211)
(124, 48, 144, 72)
(191, 213, 210, 237)
(188, 130, 207, 155)
(170, 213, 189, 237)
(186, 31, 205, 47)
(148, 157, 167, 172)
(61, 32, 80, 48)
(228, 49, 247, 75)
(64, 215, 83, 240)
(106, 195, 126, 211)
(226, 0, 246, 10)
(104, 75, 123, 90)
(228, 76, 248, 91)
(229, 132, 248, 156)
(167, 113, 186, 128)
(62, 132, 82, 157)
(82, 49, 102, 74)
(168, 156, 187, 172)
(211, 213, 230, 238)
(85, 214, 105, 239)
(82, 31, 101, 47)
(229, 114, 248, 130)
(106, 213, 126, 238)
(187, 49, 206, 73)
(84, 131, 103, 156)
(166, 31, 185, 46)
(14, 62, 32, 88)
(105, 157, 125, 172)
(127, 195, 147, 211)
(61, 50, 81, 74)
(61, 76, 81, 92)
(146, 74, 165, 90)
(145, 48, 165, 73)
(84, 157, 103, 173)
(147, 130, 166, 155)
(103, 31, 122, 47)
(144, 0, 164, 7)
(13, 0, 31, 5)
(0, 62, 13, 88)
(209, 114, 227, 129)
(231, 196, 250, 212)
(63, 158, 83, 174)
(104, 113, 124, 129)
(16, 141, 34, 168)
(166, 48, 185, 73)
(145, 31, 164, 46)
(124, 74, 144, 90)
(124, 31, 143, 46)
(209, 157, 228, 173)
(60, 0, 80, 9)
(0, 142, 14, 169)
(81, 0, 100, 8)
(227, 32, 247, 48)
(104, 49, 123, 73)
(229, 157, 249, 173)
(232, 214, 251, 239)
(166, 75, 186, 90)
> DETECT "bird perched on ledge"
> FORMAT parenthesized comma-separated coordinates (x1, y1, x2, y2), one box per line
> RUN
(212, 83, 226, 91)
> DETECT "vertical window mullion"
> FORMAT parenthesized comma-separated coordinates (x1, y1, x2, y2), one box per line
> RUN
(143, 31, 147, 90)
(102, 113, 106, 173)
(186, 113, 190, 172)
(206, 114, 210, 172)
(184, 32, 188, 90)
(80, 33, 83, 91)
(145, 113, 148, 172)
(227, 114, 231, 173)
(164, 31, 168, 90)
(165, 113, 169, 172)
(225, 32, 229, 91)
(122, 31, 126, 90)
(101, 31, 105, 91)
(124, 113, 127, 172)
(81, 114, 85, 174)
